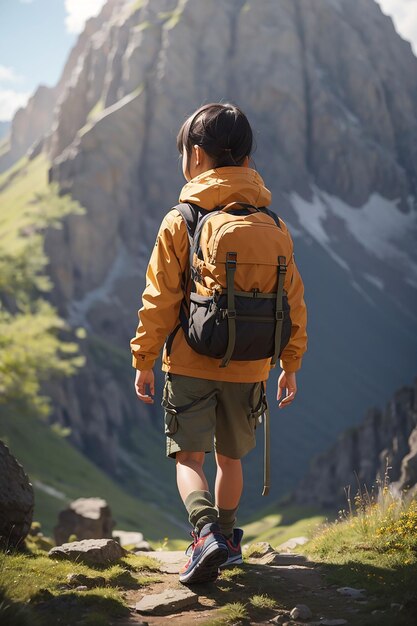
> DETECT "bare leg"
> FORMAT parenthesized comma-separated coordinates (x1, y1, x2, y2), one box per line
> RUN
(176, 451, 208, 502)
(214, 451, 243, 509)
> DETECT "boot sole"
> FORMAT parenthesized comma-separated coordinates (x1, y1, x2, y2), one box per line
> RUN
(179, 543, 228, 584)
(219, 554, 243, 568)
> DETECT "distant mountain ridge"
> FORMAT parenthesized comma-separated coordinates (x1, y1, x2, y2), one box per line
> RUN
(290, 375, 417, 509)
(1, 0, 417, 517)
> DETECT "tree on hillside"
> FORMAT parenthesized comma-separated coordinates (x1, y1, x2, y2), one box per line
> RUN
(0, 180, 85, 418)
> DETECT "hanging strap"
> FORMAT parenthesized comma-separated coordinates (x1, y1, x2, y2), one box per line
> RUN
(220, 252, 237, 368)
(270, 255, 287, 366)
(260, 382, 270, 496)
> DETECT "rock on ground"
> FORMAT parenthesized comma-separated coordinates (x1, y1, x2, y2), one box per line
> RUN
(0, 441, 34, 548)
(49, 538, 126, 565)
(278, 536, 309, 551)
(337, 586, 366, 598)
(290, 603, 313, 619)
(54, 497, 114, 544)
(135, 587, 198, 615)
(113, 529, 143, 547)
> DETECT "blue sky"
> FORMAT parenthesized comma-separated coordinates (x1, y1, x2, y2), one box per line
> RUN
(0, 0, 106, 120)
(0, 0, 416, 122)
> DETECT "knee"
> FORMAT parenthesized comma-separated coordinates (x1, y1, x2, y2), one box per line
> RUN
(176, 450, 205, 467)
(216, 452, 241, 468)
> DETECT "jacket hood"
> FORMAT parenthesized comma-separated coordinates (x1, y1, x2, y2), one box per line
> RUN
(179, 166, 272, 210)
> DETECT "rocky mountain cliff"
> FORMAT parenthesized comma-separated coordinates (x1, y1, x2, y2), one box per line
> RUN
(2, 0, 417, 517)
(291, 376, 417, 509)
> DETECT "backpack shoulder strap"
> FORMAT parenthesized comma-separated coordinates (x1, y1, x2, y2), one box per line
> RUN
(165, 204, 202, 352)
(258, 206, 282, 229)
(173, 202, 208, 243)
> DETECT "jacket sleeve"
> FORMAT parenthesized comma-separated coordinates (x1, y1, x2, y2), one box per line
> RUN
(279, 231, 308, 373)
(130, 210, 188, 370)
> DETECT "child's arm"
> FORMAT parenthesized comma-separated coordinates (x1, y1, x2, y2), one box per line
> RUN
(275, 230, 307, 408)
(130, 210, 188, 375)
(134, 368, 155, 404)
(277, 371, 297, 408)
(279, 233, 308, 375)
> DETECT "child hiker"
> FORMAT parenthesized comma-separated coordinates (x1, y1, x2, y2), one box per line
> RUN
(130, 102, 307, 585)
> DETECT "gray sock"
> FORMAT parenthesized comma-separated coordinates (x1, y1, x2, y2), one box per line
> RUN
(217, 506, 238, 538)
(184, 490, 218, 532)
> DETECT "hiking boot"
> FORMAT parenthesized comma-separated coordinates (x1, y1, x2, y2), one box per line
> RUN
(180, 522, 228, 584)
(219, 528, 244, 568)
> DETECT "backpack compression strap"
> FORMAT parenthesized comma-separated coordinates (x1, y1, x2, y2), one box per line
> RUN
(220, 251, 238, 368)
(270, 255, 287, 366)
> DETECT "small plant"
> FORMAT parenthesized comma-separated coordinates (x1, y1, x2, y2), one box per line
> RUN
(218, 566, 244, 582)
(249, 593, 277, 610)
(218, 601, 249, 623)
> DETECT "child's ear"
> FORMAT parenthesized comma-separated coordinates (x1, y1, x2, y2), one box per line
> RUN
(193, 144, 201, 165)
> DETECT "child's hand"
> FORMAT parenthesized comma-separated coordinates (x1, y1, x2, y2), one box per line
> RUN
(135, 368, 155, 404)
(277, 370, 297, 408)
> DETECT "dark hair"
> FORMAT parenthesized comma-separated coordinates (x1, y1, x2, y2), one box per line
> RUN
(177, 102, 253, 177)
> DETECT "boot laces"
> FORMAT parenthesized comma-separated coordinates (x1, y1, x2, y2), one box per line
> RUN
(185, 529, 199, 554)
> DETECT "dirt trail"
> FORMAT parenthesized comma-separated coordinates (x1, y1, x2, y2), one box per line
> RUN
(111, 549, 377, 626)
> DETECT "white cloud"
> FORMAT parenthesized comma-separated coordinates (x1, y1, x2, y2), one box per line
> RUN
(0, 65, 24, 83)
(0, 89, 31, 122)
(377, 0, 417, 54)
(64, 0, 107, 34)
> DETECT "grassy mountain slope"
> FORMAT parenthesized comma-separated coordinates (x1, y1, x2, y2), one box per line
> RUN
(1, 409, 181, 542)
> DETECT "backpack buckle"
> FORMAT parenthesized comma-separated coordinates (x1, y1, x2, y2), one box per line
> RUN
(278, 255, 287, 272)
(276, 311, 284, 321)
(227, 309, 237, 319)
(226, 251, 237, 268)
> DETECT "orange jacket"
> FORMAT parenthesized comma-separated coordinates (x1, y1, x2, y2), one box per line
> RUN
(130, 166, 307, 382)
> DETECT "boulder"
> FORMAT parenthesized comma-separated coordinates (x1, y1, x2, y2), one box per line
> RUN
(54, 497, 114, 544)
(49, 538, 125, 565)
(0, 441, 34, 548)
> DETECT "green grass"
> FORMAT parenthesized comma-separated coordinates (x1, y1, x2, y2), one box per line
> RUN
(0, 136, 10, 159)
(211, 602, 249, 625)
(0, 409, 182, 541)
(0, 547, 162, 626)
(87, 98, 104, 122)
(241, 501, 329, 549)
(249, 593, 277, 609)
(301, 481, 417, 615)
(129, 0, 146, 14)
(0, 154, 50, 246)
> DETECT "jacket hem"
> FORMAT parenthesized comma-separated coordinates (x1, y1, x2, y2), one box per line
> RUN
(162, 363, 270, 383)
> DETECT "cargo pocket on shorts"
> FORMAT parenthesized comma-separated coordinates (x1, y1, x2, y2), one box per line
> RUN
(248, 382, 268, 431)
(161, 380, 179, 435)
(161, 375, 216, 435)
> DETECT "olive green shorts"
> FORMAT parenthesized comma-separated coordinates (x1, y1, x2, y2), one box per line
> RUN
(161, 373, 267, 460)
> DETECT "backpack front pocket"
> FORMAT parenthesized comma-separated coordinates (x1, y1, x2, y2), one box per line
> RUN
(183, 292, 292, 361)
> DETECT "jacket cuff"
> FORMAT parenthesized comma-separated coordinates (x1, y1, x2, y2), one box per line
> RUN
(279, 357, 302, 373)
(132, 354, 156, 370)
